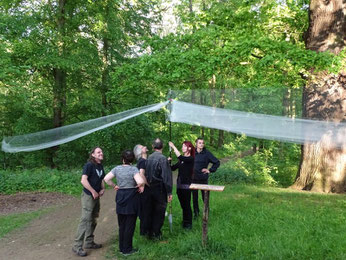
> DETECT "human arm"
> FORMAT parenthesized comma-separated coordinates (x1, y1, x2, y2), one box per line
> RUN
(168, 141, 181, 157)
(139, 168, 148, 185)
(207, 151, 220, 173)
(104, 171, 117, 189)
(81, 175, 99, 199)
(134, 172, 145, 193)
(161, 158, 173, 196)
(170, 161, 180, 171)
(99, 180, 106, 197)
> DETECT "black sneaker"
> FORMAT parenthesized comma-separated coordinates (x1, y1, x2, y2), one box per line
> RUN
(121, 248, 139, 256)
(72, 247, 87, 257)
(84, 242, 102, 249)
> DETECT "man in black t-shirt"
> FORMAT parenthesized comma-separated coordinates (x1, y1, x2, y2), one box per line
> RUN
(72, 147, 105, 257)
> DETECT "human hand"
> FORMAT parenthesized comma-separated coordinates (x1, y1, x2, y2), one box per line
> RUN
(113, 185, 119, 191)
(99, 189, 105, 197)
(92, 191, 99, 199)
(168, 141, 174, 148)
(201, 168, 210, 174)
(137, 185, 144, 193)
(168, 157, 172, 161)
(168, 194, 173, 203)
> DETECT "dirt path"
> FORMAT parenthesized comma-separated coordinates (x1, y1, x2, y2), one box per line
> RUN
(0, 190, 118, 260)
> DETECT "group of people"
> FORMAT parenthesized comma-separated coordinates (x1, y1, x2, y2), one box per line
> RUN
(72, 137, 220, 257)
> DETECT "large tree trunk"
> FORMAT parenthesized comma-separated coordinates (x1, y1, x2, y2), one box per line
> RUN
(50, 0, 67, 168)
(101, 37, 109, 116)
(293, 0, 346, 193)
(209, 75, 216, 146)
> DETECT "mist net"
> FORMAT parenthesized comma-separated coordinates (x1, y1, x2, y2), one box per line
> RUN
(168, 100, 345, 148)
(2, 88, 345, 153)
(2, 101, 169, 153)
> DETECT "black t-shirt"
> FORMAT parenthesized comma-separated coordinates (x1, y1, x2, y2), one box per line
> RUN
(82, 161, 105, 196)
(171, 155, 194, 185)
(136, 158, 146, 170)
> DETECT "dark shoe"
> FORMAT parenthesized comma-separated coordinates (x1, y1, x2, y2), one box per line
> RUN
(72, 247, 87, 257)
(150, 233, 162, 240)
(121, 248, 139, 256)
(84, 242, 102, 249)
(183, 224, 192, 230)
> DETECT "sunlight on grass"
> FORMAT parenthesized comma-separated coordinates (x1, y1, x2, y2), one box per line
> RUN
(107, 184, 346, 259)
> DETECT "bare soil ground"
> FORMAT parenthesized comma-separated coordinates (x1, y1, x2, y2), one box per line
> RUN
(0, 190, 118, 260)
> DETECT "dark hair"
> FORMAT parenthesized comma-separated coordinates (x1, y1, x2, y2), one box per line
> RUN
(122, 149, 135, 164)
(88, 146, 102, 163)
(195, 137, 204, 143)
(152, 138, 163, 150)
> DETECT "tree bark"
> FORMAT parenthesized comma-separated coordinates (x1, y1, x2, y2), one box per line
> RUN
(209, 75, 216, 146)
(217, 87, 225, 147)
(101, 37, 109, 116)
(293, 0, 346, 193)
(50, 0, 67, 168)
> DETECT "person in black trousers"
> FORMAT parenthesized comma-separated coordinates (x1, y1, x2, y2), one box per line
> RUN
(104, 150, 145, 256)
(133, 144, 149, 236)
(141, 138, 173, 239)
(168, 141, 195, 229)
(192, 137, 220, 218)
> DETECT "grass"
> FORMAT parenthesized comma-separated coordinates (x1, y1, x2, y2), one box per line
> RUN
(0, 209, 49, 239)
(107, 184, 346, 260)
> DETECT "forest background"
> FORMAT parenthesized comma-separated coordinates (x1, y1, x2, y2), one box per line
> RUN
(0, 0, 345, 191)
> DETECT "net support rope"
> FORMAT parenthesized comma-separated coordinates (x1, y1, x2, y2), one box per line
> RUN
(2, 99, 345, 153)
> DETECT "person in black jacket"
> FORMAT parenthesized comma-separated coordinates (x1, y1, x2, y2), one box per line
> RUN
(192, 137, 220, 218)
(168, 141, 195, 229)
(141, 138, 173, 239)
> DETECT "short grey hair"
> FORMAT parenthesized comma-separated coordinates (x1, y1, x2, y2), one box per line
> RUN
(133, 144, 143, 160)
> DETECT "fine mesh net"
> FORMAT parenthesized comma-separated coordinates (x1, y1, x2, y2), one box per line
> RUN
(2, 101, 169, 153)
(2, 88, 345, 153)
(168, 100, 345, 148)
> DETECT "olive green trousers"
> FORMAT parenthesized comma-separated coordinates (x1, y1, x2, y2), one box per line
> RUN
(73, 192, 100, 249)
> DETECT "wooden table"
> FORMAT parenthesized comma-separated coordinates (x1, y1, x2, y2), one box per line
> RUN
(189, 183, 225, 246)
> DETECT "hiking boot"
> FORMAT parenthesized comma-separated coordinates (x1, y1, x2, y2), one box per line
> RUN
(121, 248, 139, 256)
(72, 247, 87, 257)
(84, 242, 102, 249)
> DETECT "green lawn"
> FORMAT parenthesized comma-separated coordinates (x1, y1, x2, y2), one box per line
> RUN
(108, 184, 346, 260)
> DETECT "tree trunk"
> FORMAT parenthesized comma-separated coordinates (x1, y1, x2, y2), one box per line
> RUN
(293, 0, 346, 193)
(209, 75, 216, 146)
(101, 37, 109, 116)
(50, 0, 67, 168)
(217, 87, 225, 147)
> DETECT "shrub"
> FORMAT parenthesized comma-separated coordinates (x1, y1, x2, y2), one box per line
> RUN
(0, 168, 82, 195)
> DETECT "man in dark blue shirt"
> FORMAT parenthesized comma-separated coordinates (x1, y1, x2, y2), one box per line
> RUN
(192, 137, 220, 218)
